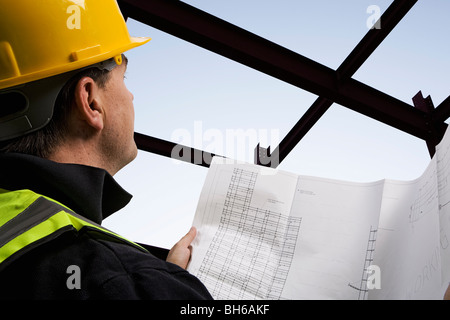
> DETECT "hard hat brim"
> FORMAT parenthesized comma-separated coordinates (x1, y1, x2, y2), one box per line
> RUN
(0, 37, 151, 91)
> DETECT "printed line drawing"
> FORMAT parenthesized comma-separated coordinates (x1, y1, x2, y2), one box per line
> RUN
(196, 168, 302, 300)
(348, 226, 378, 300)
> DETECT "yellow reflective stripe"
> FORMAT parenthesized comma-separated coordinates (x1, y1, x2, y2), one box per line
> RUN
(0, 210, 73, 265)
(0, 193, 148, 267)
(0, 188, 40, 228)
(60, 209, 148, 253)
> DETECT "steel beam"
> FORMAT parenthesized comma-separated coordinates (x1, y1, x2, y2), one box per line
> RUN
(412, 91, 449, 157)
(123, 0, 448, 166)
(268, 0, 420, 166)
(134, 132, 218, 167)
(120, 0, 432, 141)
(337, 0, 418, 79)
(434, 95, 450, 124)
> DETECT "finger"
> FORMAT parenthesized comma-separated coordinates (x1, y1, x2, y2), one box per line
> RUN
(445, 284, 450, 300)
(177, 227, 197, 247)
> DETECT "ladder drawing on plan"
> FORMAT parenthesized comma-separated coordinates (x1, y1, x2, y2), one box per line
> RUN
(348, 226, 378, 300)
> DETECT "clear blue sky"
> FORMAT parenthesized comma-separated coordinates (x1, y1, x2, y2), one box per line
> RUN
(103, 0, 450, 249)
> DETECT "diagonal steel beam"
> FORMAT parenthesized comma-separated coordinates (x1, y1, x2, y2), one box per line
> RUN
(433, 95, 450, 124)
(270, 0, 423, 166)
(337, 0, 418, 80)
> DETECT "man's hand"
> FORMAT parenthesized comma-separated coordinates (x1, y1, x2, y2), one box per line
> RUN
(166, 227, 197, 269)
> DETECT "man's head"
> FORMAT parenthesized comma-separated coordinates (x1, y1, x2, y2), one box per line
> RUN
(66, 54, 138, 175)
(1, 54, 137, 175)
(0, 0, 150, 175)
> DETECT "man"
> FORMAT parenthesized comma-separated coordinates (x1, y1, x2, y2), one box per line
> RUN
(0, 0, 212, 299)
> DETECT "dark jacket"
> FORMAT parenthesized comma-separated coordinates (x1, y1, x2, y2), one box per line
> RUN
(0, 153, 212, 300)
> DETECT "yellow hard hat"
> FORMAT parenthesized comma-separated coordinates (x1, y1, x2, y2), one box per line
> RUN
(0, 0, 150, 90)
(0, 0, 150, 141)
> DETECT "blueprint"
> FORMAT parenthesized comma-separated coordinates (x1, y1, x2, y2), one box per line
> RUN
(187, 128, 450, 300)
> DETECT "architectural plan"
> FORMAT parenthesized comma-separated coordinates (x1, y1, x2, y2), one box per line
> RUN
(187, 127, 450, 300)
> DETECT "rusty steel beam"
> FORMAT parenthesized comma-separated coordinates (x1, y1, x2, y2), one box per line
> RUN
(434, 95, 450, 124)
(122, 0, 448, 166)
(270, 0, 420, 166)
(337, 0, 418, 79)
(412, 91, 449, 157)
(134, 132, 218, 167)
(119, 0, 431, 141)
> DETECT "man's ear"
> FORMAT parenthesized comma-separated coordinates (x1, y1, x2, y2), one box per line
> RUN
(73, 77, 104, 131)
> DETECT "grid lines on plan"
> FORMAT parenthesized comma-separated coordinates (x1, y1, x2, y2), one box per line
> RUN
(197, 168, 302, 300)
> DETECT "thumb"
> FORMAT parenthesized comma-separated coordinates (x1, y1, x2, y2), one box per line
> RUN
(166, 227, 198, 269)
(178, 226, 197, 247)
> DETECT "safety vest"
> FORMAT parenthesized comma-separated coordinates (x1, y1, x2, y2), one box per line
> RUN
(0, 188, 148, 271)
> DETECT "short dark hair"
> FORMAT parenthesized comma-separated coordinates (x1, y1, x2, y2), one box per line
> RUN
(0, 67, 111, 158)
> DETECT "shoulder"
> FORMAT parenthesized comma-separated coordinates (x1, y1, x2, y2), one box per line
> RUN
(0, 230, 212, 300)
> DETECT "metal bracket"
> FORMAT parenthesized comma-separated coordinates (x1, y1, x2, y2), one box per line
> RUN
(254, 144, 279, 168)
(412, 91, 439, 157)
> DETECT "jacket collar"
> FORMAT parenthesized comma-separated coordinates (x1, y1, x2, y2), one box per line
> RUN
(0, 153, 132, 224)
